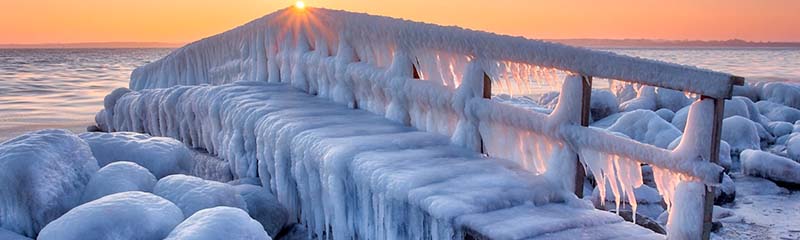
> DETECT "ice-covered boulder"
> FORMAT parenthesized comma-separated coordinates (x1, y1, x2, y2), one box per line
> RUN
(714, 173, 736, 204)
(590, 89, 619, 121)
(655, 87, 691, 112)
(0, 129, 99, 237)
(537, 91, 560, 109)
(620, 86, 657, 112)
(37, 191, 184, 240)
(724, 98, 751, 119)
(79, 132, 193, 178)
(670, 105, 690, 131)
(153, 174, 247, 217)
(607, 109, 681, 148)
(760, 82, 800, 109)
(722, 116, 760, 154)
(768, 121, 794, 138)
(732, 83, 760, 101)
(756, 100, 800, 123)
(0, 228, 31, 240)
(611, 81, 638, 103)
(235, 184, 288, 237)
(80, 161, 157, 203)
(740, 149, 800, 184)
(165, 207, 270, 240)
(785, 134, 800, 162)
(655, 108, 675, 122)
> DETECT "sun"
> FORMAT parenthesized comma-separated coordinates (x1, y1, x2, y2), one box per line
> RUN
(295, 1, 306, 9)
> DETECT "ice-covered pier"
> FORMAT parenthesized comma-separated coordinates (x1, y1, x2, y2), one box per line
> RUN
(97, 6, 744, 240)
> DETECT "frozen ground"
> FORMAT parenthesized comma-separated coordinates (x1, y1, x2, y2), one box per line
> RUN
(712, 174, 800, 240)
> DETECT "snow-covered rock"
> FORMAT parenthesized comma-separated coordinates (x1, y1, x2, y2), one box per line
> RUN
(37, 191, 184, 240)
(724, 97, 751, 119)
(655, 87, 691, 112)
(235, 184, 288, 237)
(537, 91, 560, 109)
(620, 86, 657, 112)
(722, 116, 761, 154)
(756, 100, 800, 123)
(767, 121, 793, 138)
(79, 132, 194, 178)
(165, 207, 270, 240)
(153, 174, 247, 217)
(0, 228, 31, 240)
(715, 173, 736, 205)
(732, 83, 759, 102)
(607, 109, 681, 148)
(655, 108, 675, 122)
(80, 161, 157, 203)
(590, 89, 619, 121)
(741, 149, 800, 184)
(760, 82, 800, 109)
(785, 134, 800, 162)
(733, 174, 790, 196)
(670, 105, 690, 131)
(611, 82, 638, 103)
(0, 129, 99, 237)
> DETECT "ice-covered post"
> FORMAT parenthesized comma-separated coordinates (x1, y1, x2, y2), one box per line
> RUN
(452, 60, 488, 153)
(701, 96, 725, 240)
(574, 75, 592, 197)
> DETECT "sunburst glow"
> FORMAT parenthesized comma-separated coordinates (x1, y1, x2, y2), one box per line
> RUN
(295, 1, 305, 9)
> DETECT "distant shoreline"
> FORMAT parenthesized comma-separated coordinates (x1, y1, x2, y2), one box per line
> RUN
(0, 42, 185, 49)
(547, 39, 800, 49)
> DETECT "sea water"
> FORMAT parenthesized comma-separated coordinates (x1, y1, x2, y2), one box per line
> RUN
(0, 47, 797, 141)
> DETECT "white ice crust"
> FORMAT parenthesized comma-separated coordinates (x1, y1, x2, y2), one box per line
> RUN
(165, 207, 270, 240)
(0, 129, 99, 237)
(79, 132, 194, 178)
(37, 191, 184, 240)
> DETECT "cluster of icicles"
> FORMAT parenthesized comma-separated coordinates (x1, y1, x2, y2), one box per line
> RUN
(580, 149, 690, 224)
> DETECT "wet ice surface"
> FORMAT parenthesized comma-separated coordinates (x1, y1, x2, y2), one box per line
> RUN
(713, 174, 800, 240)
(0, 49, 170, 141)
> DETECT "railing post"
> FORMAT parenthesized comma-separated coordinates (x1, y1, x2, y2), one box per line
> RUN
(701, 96, 725, 240)
(479, 72, 492, 154)
(574, 75, 592, 197)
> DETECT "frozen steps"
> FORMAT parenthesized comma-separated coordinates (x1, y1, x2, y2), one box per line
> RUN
(96, 81, 662, 239)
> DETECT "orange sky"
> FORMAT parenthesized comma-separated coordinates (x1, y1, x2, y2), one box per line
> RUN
(1, 0, 799, 44)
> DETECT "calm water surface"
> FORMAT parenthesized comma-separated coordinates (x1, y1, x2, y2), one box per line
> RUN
(0, 49, 171, 141)
(0, 47, 798, 141)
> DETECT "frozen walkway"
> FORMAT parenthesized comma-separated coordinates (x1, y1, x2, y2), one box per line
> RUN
(97, 82, 663, 239)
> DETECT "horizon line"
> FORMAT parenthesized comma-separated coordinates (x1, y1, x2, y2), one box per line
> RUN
(2, 39, 800, 49)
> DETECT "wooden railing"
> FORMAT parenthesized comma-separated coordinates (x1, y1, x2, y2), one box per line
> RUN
(130, 6, 744, 239)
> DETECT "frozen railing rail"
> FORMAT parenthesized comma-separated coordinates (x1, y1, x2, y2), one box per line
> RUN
(129, 6, 743, 239)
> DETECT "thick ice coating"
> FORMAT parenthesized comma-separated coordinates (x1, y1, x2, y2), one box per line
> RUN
(0, 129, 99, 237)
(79, 132, 194, 178)
(80, 161, 158, 203)
(153, 174, 248, 217)
(37, 191, 184, 240)
(165, 207, 270, 240)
